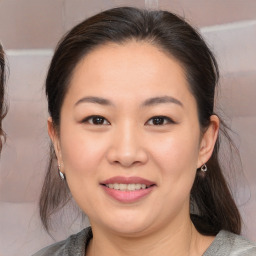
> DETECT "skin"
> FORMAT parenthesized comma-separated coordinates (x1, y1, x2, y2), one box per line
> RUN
(49, 41, 219, 256)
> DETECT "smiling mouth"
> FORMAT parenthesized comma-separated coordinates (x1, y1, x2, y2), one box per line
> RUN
(103, 183, 154, 191)
(100, 177, 156, 203)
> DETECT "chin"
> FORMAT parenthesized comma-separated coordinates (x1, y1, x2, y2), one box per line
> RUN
(110, 223, 152, 237)
(95, 211, 156, 237)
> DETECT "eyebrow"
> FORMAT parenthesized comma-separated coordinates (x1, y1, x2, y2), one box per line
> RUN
(75, 96, 113, 106)
(142, 96, 183, 107)
(74, 95, 183, 108)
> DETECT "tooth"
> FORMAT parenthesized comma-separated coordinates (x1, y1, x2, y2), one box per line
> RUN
(106, 183, 149, 190)
(119, 184, 127, 191)
(135, 184, 141, 190)
(141, 184, 146, 189)
(127, 184, 136, 191)
(113, 183, 120, 190)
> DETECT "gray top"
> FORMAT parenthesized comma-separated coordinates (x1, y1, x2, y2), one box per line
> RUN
(32, 227, 256, 256)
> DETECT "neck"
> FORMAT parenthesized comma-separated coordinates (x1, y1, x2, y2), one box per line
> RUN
(87, 217, 210, 256)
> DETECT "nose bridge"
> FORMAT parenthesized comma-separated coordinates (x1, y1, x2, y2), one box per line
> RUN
(107, 120, 147, 167)
(116, 120, 139, 156)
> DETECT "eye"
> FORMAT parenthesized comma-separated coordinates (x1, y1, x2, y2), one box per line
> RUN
(82, 115, 110, 125)
(146, 116, 175, 126)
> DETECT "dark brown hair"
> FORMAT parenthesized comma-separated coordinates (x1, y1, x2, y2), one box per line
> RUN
(40, 7, 241, 234)
(0, 43, 7, 152)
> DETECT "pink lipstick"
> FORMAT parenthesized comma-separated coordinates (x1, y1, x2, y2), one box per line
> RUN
(100, 176, 156, 203)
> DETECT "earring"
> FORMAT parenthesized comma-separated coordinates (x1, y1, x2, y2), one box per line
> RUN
(201, 164, 207, 172)
(58, 164, 65, 180)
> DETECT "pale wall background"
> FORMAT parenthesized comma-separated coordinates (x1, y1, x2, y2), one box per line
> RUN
(0, 1, 255, 255)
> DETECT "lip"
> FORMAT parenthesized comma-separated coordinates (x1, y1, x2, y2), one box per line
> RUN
(100, 176, 156, 203)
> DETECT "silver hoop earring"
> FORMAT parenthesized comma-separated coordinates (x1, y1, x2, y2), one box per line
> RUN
(58, 164, 65, 180)
(201, 164, 207, 172)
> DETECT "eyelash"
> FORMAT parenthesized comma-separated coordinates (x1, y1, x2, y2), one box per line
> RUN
(81, 115, 175, 126)
(81, 115, 110, 125)
(145, 116, 175, 126)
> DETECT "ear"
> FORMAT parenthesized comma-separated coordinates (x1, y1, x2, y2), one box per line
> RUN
(48, 117, 63, 168)
(197, 115, 219, 168)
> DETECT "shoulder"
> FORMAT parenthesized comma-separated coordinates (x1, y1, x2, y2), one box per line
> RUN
(204, 230, 256, 256)
(32, 227, 92, 256)
(229, 231, 256, 255)
(31, 239, 66, 256)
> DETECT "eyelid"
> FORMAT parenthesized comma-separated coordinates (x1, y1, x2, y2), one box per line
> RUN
(81, 115, 110, 125)
(145, 116, 176, 125)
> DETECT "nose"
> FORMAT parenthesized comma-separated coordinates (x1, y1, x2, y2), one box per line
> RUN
(106, 123, 148, 167)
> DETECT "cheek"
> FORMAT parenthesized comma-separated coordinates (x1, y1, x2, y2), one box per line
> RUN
(60, 128, 109, 179)
(149, 130, 200, 168)
(58, 128, 110, 212)
(148, 129, 200, 191)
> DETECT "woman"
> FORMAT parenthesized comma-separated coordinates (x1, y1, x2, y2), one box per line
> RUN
(34, 7, 256, 255)
(0, 43, 7, 152)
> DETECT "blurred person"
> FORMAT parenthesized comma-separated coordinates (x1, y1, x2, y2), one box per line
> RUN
(0, 43, 7, 152)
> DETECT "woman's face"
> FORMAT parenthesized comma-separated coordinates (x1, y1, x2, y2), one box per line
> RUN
(50, 41, 218, 236)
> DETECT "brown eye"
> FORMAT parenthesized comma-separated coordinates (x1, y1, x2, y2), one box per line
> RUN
(146, 116, 175, 126)
(152, 117, 165, 125)
(83, 115, 110, 125)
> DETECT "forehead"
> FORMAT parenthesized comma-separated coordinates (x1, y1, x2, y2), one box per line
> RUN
(66, 41, 194, 106)
(75, 41, 185, 78)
